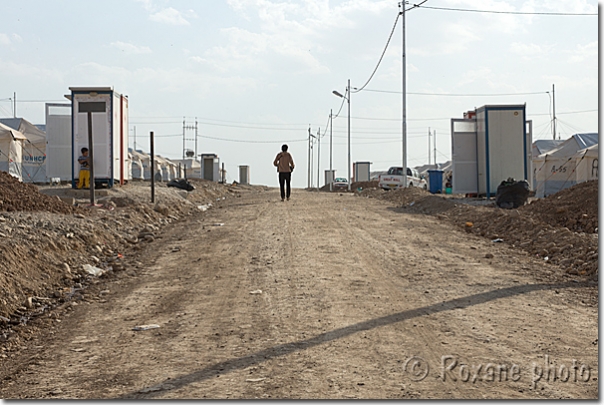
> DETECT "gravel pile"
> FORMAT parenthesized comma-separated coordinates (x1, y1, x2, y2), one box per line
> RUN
(0, 172, 79, 214)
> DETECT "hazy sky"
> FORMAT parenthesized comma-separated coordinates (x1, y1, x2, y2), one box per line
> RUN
(0, 0, 598, 188)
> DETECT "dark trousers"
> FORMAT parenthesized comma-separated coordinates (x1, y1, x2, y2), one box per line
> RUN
(278, 172, 291, 199)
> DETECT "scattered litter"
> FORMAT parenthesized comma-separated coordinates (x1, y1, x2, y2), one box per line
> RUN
(212, 223, 224, 227)
(492, 238, 504, 243)
(409, 201, 415, 206)
(71, 348, 86, 352)
(82, 264, 105, 276)
(245, 378, 266, 382)
(132, 324, 160, 331)
(249, 290, 263, 295)
(197, 203, 212, 212)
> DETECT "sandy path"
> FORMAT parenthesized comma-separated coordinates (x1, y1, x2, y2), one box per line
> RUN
(0, 188, 597, 399)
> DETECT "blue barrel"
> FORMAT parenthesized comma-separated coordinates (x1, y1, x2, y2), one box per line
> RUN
(427, 169, 444, 194)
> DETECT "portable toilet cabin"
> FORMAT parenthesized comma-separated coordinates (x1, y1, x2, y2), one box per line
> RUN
(353, 161, 371, 183)
(239, 165, 250, 184)
(451, 104, 532, 197)
(69, 87, 129, 188)
(45, 103, 73, 182)
(201, 153, 220, 181)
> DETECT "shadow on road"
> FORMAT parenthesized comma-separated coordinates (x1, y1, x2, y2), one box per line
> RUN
(118, 281, 591, 398)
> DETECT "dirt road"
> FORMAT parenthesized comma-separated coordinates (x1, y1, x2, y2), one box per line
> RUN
(0, 187, 598, 399)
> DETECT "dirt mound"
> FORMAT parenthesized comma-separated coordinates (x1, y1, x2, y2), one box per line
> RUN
(363, 182, 599, 279)
(521, 180, 598, 233)
(0, 172, 78, 214)
(0, 179, 235, 356)
(319, 181, 379, 192)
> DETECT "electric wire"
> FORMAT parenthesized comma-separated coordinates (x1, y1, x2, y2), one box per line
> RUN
(416, 5, 597, 16)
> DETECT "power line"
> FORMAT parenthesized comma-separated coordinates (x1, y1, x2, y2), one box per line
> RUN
(361, 88, 549, 96)
(352, 10, 400, 94)
(417, 5, 597, 16)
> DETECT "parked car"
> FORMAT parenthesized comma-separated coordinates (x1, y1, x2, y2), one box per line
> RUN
(333, 177, 348, 190)
(378, 167, 427, 190)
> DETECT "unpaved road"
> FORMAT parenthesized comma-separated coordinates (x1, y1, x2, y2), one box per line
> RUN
(0, 187, 598, 399)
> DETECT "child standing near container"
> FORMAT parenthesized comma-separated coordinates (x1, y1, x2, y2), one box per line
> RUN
(77, 147, 90, 189)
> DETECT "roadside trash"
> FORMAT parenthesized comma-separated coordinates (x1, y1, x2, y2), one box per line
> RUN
(409, 201, 415, 206)
(249, 290, 263, 295)
(212, 223, 224, 226)
(492, 238, 504, 243)
(82, 264, 105, 276)
(132, 324, 160, 331)
(198, 203, 212, 211)
(245, 378, 266, 382)
(495, 178, 529, 209)
(465, 222, 473, 233)
(167, 178, 195, 192)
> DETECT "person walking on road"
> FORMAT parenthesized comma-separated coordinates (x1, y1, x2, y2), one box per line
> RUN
(273, 144, 295, 201)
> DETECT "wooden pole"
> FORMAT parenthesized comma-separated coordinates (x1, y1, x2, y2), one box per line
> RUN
(150, 131, 155, 203)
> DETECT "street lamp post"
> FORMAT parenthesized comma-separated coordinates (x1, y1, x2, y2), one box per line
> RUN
(332, 79, 351, 192)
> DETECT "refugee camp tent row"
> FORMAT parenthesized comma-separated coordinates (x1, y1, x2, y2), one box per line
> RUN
(129, 148, 145, 180)
(0, 118, 47, 183)
(533, 133, 598, 198)
(0, 122, 27, 180)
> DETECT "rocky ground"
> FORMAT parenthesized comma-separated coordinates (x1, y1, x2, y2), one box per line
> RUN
(358, 180, 599, 279)
(0, 176, 598, 399)
(0, 176, 243, 356)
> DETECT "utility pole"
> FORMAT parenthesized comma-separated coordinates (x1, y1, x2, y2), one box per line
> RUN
(428, 127, 431, 166)
(434, 129, 437, 168)
(552, 83, 557, 140)
(307, 126, 311, 188)
(133, 125, 137, 152)
(347, 79, 351, 192)
(317, 127, 320, 191)
(195, 117, 198, 163)
(182, 117, 186, 160)
(13, 92, 16, 118)
(400, 1, 408, 189)
(329, 109, 333, 192)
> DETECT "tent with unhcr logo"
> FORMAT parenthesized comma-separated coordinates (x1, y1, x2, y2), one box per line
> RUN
(0, 118, 47, 183)
(0, 122, 26, 181)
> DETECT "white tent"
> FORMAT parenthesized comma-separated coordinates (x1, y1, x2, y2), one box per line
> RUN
(129, 149, 145, 180)
(534, 133, 598, 198)
(575, 143, 598, 184)
(0, 118, 47, 183)
(0, 122, 27, 180)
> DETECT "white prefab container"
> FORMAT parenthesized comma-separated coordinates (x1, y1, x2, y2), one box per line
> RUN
(239, 165, 250, 184)
(353, 161, 371, 182)
(451, 105, 531, 197)
(476, 105, 530, 197)
(201, 153, 220, 182)
(70, 87, 129, 188)
(450, 119, 478, 194)
(45, 103, 72, 181)
(325, 169, 335, 186)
